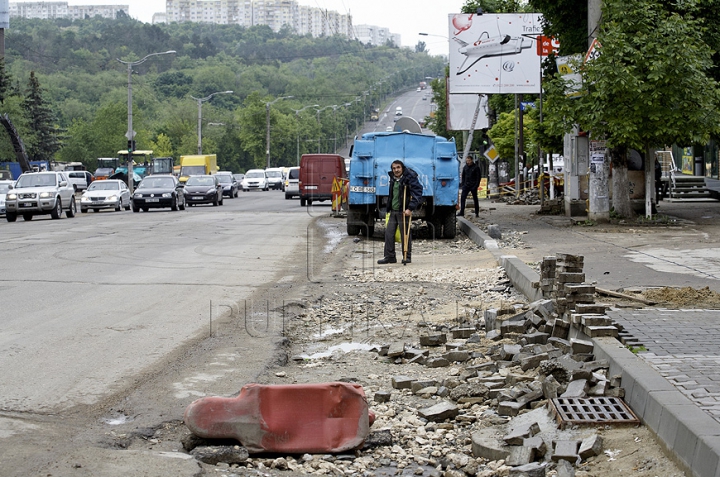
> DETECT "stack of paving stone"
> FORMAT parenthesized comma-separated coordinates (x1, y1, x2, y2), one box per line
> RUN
(537, 253, 619, 339)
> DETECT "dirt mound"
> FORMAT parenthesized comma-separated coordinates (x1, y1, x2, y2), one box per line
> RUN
(643, 286, 720, 309)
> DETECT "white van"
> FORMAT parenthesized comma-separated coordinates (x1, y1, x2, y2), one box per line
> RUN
(395, 106, 403, 116)
(284, 167, 300, 199)
(265, 167, 284, 190)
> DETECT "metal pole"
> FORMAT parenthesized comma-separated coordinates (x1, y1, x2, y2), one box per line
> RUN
(266, 102, 271, 168)
(127, 62, 134, 194)
(197, 98, 202, 155)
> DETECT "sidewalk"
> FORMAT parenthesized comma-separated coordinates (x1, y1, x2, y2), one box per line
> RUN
(458, 198, 720, 477)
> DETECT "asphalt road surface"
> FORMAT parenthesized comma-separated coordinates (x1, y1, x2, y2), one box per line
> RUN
(0, 190, 314, 415)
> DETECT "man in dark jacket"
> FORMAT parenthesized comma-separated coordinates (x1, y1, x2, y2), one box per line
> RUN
(457, 155, 481, 217)
(378, 160, 423, 265)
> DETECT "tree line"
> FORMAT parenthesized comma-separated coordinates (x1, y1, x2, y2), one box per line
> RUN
(0, 16, 444, 173)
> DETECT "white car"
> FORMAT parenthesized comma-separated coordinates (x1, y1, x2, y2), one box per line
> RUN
(0, 179, 13, 215)
(79, 179, 131, 212)
(67, 170, 94, 192)
(5, 171, 76, 222)
(284, 167, 300, 199)
(241, 169, 269, 191)
(265, 167, 284, 190)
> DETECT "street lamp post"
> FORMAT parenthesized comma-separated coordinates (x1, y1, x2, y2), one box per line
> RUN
(265, 95, 293, 168)
(190, 90, 233, 155)
(293, 104, 319, 166)
(117, 50, 175, 194)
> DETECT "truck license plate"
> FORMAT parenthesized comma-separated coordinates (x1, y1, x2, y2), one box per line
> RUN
(305, 185, 317, 190)
(350, 186, 375, 193)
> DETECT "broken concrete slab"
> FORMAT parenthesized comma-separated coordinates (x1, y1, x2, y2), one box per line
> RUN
(505, 445, 535, 466)
(391, 376, 414, 389)
(471, 429, 511, 461)
(552, 440, 580, 463)
(508, 462, 547, 477)
(417, 401, 459, 422)
(578, 434, 603, 460)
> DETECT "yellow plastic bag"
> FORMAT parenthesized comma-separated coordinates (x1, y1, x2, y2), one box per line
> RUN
(384, 212, 401, 243)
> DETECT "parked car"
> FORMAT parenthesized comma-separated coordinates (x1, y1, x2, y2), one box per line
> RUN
(184, 175, 224, 206)
(216, 172, 239, 198)
(67, 170, 94, 192)
(0, 179, 13, 215)
(284, 166, 300, 200)
(132, 174, 186, 212)
(241, 169, 269, 191)
(265, 167, 284, 190)
(5, 171, 76, 222)
(79, 179, 130, 212)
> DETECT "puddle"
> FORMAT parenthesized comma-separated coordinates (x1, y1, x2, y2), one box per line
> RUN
(101, 413, 133, 425)
(298, 342, 377, 360)
(320, 222, 345, 253)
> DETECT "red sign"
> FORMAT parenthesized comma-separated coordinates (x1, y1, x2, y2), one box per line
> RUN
(537, 35, 559, 56)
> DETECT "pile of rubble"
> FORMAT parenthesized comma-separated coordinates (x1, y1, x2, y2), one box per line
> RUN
(179, 251, 678, 477)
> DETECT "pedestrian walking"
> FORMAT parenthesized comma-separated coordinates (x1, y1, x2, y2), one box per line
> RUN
(377, 160, 423, 265)
(655, 157, 664, 201)
(457, 155, 481, 217)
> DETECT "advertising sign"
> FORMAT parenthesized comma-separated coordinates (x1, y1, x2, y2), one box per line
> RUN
(448, 13, 544, 94)
(447, 93, 489, 131)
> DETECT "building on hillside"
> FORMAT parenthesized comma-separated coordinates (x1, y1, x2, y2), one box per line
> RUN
(10, 1, 128, 19)
(353, 24, 400, 47)
(164, 0, 356, 39)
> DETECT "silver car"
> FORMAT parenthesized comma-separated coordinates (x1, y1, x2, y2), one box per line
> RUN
(0, 180, 13, 215)
(79, 179, 131, 212)
(5, 171, 77, 222)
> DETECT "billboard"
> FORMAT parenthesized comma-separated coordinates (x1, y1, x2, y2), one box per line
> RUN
(447, 92, 489, 131)
(448, 13, 544, 95)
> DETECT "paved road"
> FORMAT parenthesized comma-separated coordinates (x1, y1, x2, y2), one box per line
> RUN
(0, 190, 311, 415)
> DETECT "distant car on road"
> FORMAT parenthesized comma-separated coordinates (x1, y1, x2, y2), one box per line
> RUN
(216, 172, 239, 198)
(0, 180, 13, 215)
(80, 179, 130, 212)
(184, 175, 223, 206)
(265, 167, 284, 190)
(284, 167, 300, 200)
(132, 174, 186, 212)
(242, 169, 269, 191)
(67, 170, 94, 192)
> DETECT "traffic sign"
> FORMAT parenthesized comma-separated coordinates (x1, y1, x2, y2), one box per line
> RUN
(484, 145, 500, 163)
(585, 38, 602, 63)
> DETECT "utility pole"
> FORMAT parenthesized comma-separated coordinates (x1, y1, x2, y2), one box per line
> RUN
(587, 0, 610, 222)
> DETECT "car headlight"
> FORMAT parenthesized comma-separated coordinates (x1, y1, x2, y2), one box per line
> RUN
(40, 191, 53, 198)
(80, 196, 91, 203)
(134, 193, 142, 198)
(7, 193, 16, 200)
(107, 195, 118, 201)
(161, 192, 172, 198)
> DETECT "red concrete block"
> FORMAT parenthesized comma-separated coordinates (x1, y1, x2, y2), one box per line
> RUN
(184, 382, 376, 454)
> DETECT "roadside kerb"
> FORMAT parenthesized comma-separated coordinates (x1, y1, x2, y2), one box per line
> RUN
(458, 216, 720, 477)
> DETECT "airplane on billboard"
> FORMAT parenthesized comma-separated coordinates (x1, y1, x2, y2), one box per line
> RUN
(453, 32, 533, 75)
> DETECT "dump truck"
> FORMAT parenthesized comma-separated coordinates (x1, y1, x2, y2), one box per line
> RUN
(346, 129, 459, 239)
(179, 154, 217, 183)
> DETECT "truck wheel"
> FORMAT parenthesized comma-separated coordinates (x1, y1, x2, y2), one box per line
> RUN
(50, 198, 62, 219)
(67, 198, 76, 217)
(442, 211, 457, 239)
(347, 222, 361, 235)
(23, 213, 33, 221)
(6, 212, 17, 222)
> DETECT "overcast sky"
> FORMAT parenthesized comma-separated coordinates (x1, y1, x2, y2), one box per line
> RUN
(67, 0, 468, 53)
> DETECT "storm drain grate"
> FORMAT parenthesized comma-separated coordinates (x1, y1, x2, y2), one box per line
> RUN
(549, 397, 640, 428)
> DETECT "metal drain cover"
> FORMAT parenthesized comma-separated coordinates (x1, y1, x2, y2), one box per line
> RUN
(549, 397, 640, 428)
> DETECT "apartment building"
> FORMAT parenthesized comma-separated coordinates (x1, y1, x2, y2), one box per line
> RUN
(10, 2, 128, 19)
(354, 24, 401, 47)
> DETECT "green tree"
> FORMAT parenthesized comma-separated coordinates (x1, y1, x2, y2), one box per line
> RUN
(22, 71, 62, 162)
(549, 0, 720, 218)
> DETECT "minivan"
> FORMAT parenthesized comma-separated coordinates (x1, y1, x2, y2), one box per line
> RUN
(284, 167, 300, 200)
(299, 154, 346, 207)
